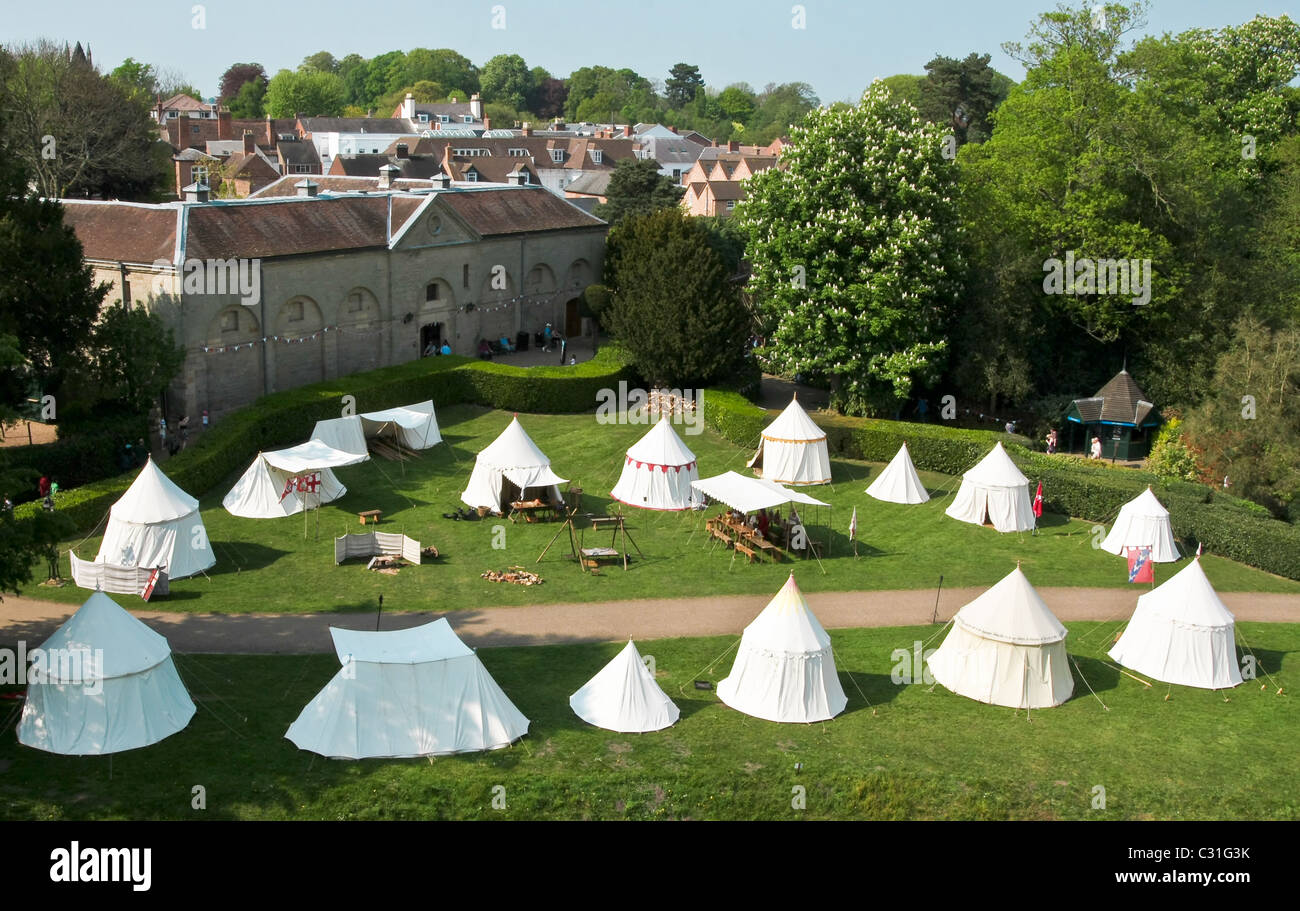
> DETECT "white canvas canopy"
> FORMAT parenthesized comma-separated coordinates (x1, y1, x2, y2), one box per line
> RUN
(610, 419, 703, 510)
(691, 470, 829, 514)
(927, 566, 1074, 709)
(716, 574, 847, 723)
(1108, 559, 1242, 689)
(18, 591, 195, 755)
(1101, 487, 1181, 562)
(569, 639, 680, 732)
(945, 442, 1036, 532)
(223, 439, 367, 518)
(312, 401, 441, 457)
(746, 394, 831, 485)
(285, 619, 529, 758)
(89, 457, 214, 581)
(460, 416, 567, 513)
(866, 442, 930, 505)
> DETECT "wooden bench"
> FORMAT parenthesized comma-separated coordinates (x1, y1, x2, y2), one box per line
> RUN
(734, 542, 757, 563)
(358, 509, 382, 526)
(710, 526, 733, 547)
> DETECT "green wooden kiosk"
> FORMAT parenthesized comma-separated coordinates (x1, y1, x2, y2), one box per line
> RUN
(1064, 368, 1163, 461)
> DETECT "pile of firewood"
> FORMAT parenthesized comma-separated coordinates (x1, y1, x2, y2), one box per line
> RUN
(481, 566, 543, 585)
(367, 554, 404, 574)
(421, 545, 440, 559)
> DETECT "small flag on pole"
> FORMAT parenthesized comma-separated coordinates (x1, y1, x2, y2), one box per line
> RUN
(1032, 481, 1044, 518)
(1127, 546, 1154, 583)
(849, 506, 857, 541)
(1196, 541, 1203, 557)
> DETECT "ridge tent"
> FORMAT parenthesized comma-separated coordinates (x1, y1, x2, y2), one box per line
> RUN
(285, 618, 530, 758)
(89, 457, 214, 581)
(223, 439, 367, 518)
(569, 639, 680, 732)
(312, 401, 441, 458)
(716, 574, 847, 723)
(945, 442, 1036, 532)
(18, 591, 195, 755)
(1108, 558, 1242, 689)
(610, 418, 703, 511)
(460, 416, 567, 514)
(1100, 486, 1181, 562)
(865, 442, 930, 505)
(746, 394, 831, 486)
(927, 566, 1074, 709)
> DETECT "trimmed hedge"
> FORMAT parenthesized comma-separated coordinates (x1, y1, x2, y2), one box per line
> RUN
(19, 346, 637, 533)
(702, 387, 1300, 581)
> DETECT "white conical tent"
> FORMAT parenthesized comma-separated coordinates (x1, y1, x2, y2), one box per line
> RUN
(312, 401, 442, 457)
(1101, 487, 1181, 562)
(286, 619, 530, 759)
(460, 416, 567, 513)
(610, 419, 703, 510)
(746, 395, 831, 485)
(1109, 559, 1242, 689)
(223, 439, 367, 518)
(18, 591, 195, 755)
(866, 442, 930, 504)
(569, 640, 680, 732)
(945, 442, 1036, 532)
(94, 457, 215, 579)
(927, 566, 1074, 709)
(717, 574, 847, 723)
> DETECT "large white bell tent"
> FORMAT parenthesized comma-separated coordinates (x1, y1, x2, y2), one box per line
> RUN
(944, 442, 1036, 533)
(610, 419, 703, 511)
(311, 400, 441, 458)
(18, 591, 195, 755)
(927, 566, 1074, 709)
(1108, 558, 1242, 690)
(89, 457, 214, 581)
(460, 415, 567, 514)
(569, 639, 680, 732)
(223, 439, 368, 519)
(865, 442, 930, 505)
(746, 394, 831, 486)
(285, 619, 530, 759)
(1100, 486, 1181, 563)
(716, 574, 847, 723)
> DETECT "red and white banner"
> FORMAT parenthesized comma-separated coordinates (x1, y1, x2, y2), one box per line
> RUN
(280, 471, 322, 502)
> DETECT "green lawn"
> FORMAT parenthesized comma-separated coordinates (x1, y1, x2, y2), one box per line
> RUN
(1, 621, 1293, 820)
(25, 404, 1300, 614)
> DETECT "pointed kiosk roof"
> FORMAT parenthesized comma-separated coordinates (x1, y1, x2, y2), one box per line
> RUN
(1136, 558, 1235, 629)
(569, 639, 680, 732)
(110, 457, 200, 524)
(761, 394, 827, 443)
(963, 441, 1030, 488)
(1070, 368, 1159, 426)
(38, 591, 173, 682)
(952, 566, 1067, 645)
(624, 418, 696, 467)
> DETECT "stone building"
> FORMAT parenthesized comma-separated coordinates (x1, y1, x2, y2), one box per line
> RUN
(60, 182, 607, 421)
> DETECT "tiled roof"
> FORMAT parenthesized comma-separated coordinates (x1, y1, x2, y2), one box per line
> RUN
(1071, 369, 1159, 425)
(184, 196, 423, 260)
(706, 180, 745, 201)
(563, 171, 611, 196)
(439, 187, 606, 235)
(250, 175, 437, 198)
(276, 141, 320, 166)
(61, 201, 179, 265)
(159, 93, 209, 111)
(299, 117, 412, 134)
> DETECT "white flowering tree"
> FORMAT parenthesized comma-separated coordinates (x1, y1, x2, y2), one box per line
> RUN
(738, 81, 963, 416)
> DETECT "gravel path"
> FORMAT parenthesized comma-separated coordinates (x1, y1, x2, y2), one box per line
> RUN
(1, 588, 1294, 654)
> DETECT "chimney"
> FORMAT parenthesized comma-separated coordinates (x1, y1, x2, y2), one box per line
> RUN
(183, 181, 210, 203)
(402, 92, 415, 120)
(729, 140, 740, 152)
(469, 93, 483, 120)
(482, 116, 491, 132)
(521, 122, 532, 137)
(295, 179, 319, 197)
(623, 124, 633, 138)
(378, 163, 399, 190)
(243, 131, 256, 155)
(395, 143, 409, 160)
(669, 125, 678, 134)
(508, 167, 528, 186)
(431, 172, 451, 189)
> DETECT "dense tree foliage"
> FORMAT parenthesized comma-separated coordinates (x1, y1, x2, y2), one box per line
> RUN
(592, 159, 685, 226)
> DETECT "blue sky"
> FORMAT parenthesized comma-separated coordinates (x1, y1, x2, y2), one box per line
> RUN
(5, 0, 1297, 102)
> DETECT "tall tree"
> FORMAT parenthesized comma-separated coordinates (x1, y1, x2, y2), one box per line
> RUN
(604, 208, 749, 386)
(739, 81, 964, 415)
(264, 68, 347, 117)
(228, 78, 267, 118)
(592, 159, 685, 225)
(917, 52, 1012, 144)
(218, 62, 266, 102)
(88, 302, 186, 418)
(480, 54, 533, 110)
(665, 63, 704, 107)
